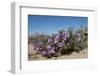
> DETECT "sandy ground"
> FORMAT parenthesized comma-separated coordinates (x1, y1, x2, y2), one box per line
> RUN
(28, 44, 88, 61)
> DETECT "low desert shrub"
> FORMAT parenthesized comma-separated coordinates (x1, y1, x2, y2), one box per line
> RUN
(28, 26, 88, 58)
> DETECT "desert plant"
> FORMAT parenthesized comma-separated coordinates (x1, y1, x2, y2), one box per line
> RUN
(28, 26, 88, 58)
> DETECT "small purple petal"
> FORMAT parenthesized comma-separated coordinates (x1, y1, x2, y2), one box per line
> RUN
(58, 42, 64, 47)
(48, 38, 53, 43)
(54, 38, 58, 43)
(55, 34, 60, 39)
(41, 51, 48, 56)
(47, 45, 52, 50)
(48, 49, 55, 54)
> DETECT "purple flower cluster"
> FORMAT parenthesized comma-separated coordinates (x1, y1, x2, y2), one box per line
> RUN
(31, 27, 88, 58)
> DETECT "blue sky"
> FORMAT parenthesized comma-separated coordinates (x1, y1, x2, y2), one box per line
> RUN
(28, 15, 88, 35)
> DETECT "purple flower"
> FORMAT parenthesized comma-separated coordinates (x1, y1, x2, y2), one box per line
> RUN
(36, 47, 39, 51)
(53, 34, 60, 43)
(47, 45, 52, 50)
(62, 32, 66, 36)
(48, 49, 55, 54)
(55, 34, 60, 39)
(52, 46, 55, 50)
(73, 31, 81, 37)
(48, 38, 53, 43)
(33, 44, 39, 51)
(58, 42, 64, 47)
(61, 32, 69, 40)
(62, 35, 66, 40)
(41, 51, 48, 56)
(54, 38, 58, 43)
(66, 32, 69, 38)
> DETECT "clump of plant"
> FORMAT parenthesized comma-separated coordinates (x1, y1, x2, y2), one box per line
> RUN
(28, 26, 88, 58)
